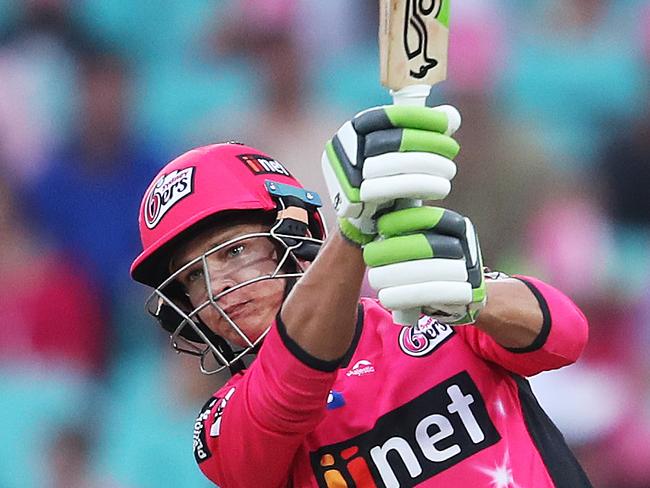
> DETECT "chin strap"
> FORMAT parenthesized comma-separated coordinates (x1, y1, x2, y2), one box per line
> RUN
(266, 180, 323, 262)
(212, 333, 247, 376)
(272, 206, 320, 261)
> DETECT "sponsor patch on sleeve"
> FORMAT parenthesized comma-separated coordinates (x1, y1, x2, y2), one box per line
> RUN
(193, 396, 218, 464)
(210, 387, 236, 438)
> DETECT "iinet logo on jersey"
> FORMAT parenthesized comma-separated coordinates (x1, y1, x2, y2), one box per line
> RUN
(311, 372, 500, 488)
(346, 360, 376, 377)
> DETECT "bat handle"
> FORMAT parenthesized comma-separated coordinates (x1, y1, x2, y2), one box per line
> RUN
(390, 84, 431, 326)
(390, 84, 431, 106)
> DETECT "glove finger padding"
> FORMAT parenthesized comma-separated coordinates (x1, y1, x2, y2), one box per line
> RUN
(376, 205, 466, 238)
(353, 105, 460, 136)
(361, 152, 455, 202)
(363, 152, 457, 180)
(368, 259, 467, 289)
(379, 282, 472, 311)
(365, 206, 486, 324)
(363, 129, 459, 159)
(361, 174, 451, 203)
(364, 232, 465, 266)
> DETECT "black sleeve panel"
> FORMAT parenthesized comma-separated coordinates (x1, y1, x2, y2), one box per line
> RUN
(513, 374, 594, 488)
(505, 277, 552, 353)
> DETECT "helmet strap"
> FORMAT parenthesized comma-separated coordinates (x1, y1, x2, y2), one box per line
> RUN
(272, 195, 321, 261)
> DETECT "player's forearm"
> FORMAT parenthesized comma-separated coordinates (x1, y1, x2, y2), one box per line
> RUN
(280, 230, 365, 362)
(472, 278, 544, 349)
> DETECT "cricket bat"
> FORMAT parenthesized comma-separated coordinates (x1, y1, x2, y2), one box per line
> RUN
(379, 0, 454, 325)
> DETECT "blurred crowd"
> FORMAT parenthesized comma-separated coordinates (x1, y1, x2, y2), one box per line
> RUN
(0, 0, 648, 487)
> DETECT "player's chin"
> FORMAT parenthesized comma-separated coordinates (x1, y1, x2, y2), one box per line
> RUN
(216, 310, 272, 346)
(219, 320, 268, 348)
(202, 298, 280, 346)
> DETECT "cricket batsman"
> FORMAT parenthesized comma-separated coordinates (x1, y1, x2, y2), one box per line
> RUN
(130, 104, 593, 486)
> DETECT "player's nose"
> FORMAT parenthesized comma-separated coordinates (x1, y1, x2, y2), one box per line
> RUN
(205, 265, 237, 300)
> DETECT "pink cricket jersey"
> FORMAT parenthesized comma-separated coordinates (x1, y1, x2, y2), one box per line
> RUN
(193, 276, 592, 487)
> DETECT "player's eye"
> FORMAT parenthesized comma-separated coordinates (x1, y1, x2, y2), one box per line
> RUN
(227, 244, 245, 257)
(187, 267, 204, 283)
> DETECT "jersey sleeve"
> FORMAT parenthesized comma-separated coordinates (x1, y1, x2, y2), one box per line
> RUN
(456, 275, 589, 377)
(194, 316, 341, 488)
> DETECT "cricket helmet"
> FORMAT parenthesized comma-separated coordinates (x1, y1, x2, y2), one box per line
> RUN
(130, 142, 325, 374)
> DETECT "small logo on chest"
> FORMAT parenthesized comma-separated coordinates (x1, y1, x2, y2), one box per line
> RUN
(346, 359, 376, 377)
(399, 316, 454, 357)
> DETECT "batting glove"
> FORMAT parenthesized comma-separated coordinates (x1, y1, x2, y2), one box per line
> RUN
(321, 104, 461, 246)
(364, 206, 486, 324)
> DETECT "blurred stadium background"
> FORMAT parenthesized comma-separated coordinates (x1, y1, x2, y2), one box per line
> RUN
(0, 0, 649, 486)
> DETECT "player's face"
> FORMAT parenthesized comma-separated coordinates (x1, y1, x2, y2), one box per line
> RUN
(171, 221, 286, 347)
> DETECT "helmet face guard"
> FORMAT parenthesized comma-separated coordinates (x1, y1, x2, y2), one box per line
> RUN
(130, 143, 326, 374)
(146, 228, 322, 374)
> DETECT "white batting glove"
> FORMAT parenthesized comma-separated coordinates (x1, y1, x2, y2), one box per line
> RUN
(364, 206, 486, 324)
(321, 104, 461, 245)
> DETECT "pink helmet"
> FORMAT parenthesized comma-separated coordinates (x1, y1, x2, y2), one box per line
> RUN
(131, 142, 325, 287)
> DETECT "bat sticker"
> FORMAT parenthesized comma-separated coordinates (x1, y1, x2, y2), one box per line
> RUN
(403, 0, 444, 79)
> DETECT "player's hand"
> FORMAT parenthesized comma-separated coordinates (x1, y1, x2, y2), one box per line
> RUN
(321, 104, 461, 246)
(363, 206, 486, 324)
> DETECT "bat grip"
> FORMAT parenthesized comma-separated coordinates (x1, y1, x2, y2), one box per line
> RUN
(390, 84, 431, 106)
(390, 84, 431, 326)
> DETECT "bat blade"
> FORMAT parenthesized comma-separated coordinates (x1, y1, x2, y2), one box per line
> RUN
(380, 0, 450, 92)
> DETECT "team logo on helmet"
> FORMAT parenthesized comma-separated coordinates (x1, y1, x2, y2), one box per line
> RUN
(237, 154, 291, 177)
(399, 316, 454, 357)
(144, 167, 195, 229)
